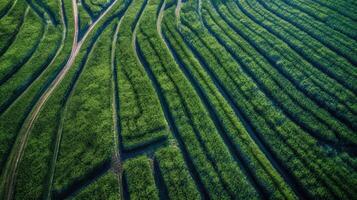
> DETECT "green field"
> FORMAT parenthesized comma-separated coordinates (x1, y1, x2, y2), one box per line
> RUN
(0, 0, 356, 199)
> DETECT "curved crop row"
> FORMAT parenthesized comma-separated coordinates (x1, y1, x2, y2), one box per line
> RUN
(162, 2, 296, 199)
(115, 0, 168, 152)
(256, 0, 357, 66)
(203, 0, 356, 147)
(72, 171, 121, 200)
(0, 0, 27, 56)
(179, 0, 356, 198)
(0, 8, 44, 86)
(217, 0, 357, 133)
(241, 0, 357, 94)
(136, 0, 258, 199)
(280, 0, 357, 39)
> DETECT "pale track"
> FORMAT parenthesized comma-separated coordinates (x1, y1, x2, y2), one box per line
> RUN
(1, 0, 120, 199)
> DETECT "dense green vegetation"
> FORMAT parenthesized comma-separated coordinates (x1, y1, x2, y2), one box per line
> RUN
(0, 0, 356, 199)
(123, 156, 159, 199)
(115, 0, 169, 151)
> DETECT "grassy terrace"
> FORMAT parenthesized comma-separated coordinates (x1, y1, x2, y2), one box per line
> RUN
(0, 0, 356, 199)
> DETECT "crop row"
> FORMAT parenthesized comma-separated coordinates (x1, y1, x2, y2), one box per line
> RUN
(218, 0, 357, 136)
(257, 0, 357, 65)
(177, 0, 356, 198)
(115, 0, 168, 152)
(10, 0, 76, 198)
(123, 156, 159, 199)
(0, 0, 27, 56)
(154, 147, 200, 199)
(136, 0, 258, 199)
(204, 0, 356, 147)
(0, 0, 65, 180)
(162, 2, 296, 199)
(52, 19, 117, 193)
(72, 171, 121, 200)
(312, 0, 357, 21)
(0, 9, 45, 105)
(280, 0, 357, 39)
(82, 0, 113, 18)
(241, 0, 357, 94)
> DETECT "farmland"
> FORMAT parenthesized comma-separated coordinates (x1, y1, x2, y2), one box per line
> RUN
(0, 0, 356, 199)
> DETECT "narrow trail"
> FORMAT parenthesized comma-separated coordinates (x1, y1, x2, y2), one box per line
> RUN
(0, 0, 17, 19)
(2, 0, 120, 199)
(134, 1, 211, 198)
(44, 3, 69, 199)
(111, 17, 124, 200)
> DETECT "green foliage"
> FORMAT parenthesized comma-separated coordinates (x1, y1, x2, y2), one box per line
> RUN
(124, 156, 159, 200)
(162, 3, 296, 199)
(72, 171, 121, 200)
(178, 0, 357, 198)
(136, 0, 258, 199)
(0, 0, 26, 52)
(155, 147, 200, 200)
(116, 0, 168, 151)
(53, 21, 116, 191)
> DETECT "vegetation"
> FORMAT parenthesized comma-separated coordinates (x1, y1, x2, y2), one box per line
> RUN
(0, 0, 356, 199)
(72, 171, 121, 200)
(123, 156, 159, 200)
(116, 0, 168, 151)
(154, 147, 200, 199)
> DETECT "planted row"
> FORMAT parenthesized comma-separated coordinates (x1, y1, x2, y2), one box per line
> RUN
(203, 0, 355, 147)
(162, 3, 295, 199)
(73, 171, 121, 200)
(179, 0, 356, 198)
(123, 156, 159, 200)
(258, 0, 357, 65)
(136, 0, 258, 199)
(53, 19, 119, 192)
(280, 0, 357, 39)
(116, 0, 168, 151)
(241, 0, 357, 93)
(217, 0, 357, 134)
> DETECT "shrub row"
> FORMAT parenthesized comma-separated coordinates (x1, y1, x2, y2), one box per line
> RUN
(116, 0, 168, 151)
(53, 20, 118, 191)
(136, 0, 258, 199)
(10, 0, 74, 198)
(312, 0, 357, 21)
(178, 0, 356, 198)
(123, 156, 159, 200)
(82, 0, 112, 17)
(258, 0, 357, 65)
(241, 0, 357, 93)
(0, 9, 44, 99)
(154, 146, 201, 200)
(162, 3, 296, 199)
(0, 0, 27, 55)
(218, 0, 357, 132)
(203, 0, 356, 146)
(13, 1, 127, 198)
(280, 0, 357, 39)
(0, 23, 62, 113)
(73, 171, 121, 200)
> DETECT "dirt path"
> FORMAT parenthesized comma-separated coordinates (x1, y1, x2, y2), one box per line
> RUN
(2, 0, 120, 199)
